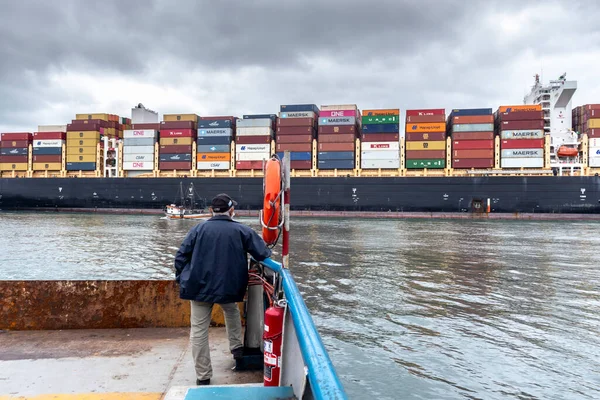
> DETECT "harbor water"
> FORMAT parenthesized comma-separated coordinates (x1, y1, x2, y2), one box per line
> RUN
(1, 212, 599, 399)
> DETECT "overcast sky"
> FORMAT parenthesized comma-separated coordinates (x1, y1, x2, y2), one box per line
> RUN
(1, 0, 599, 132)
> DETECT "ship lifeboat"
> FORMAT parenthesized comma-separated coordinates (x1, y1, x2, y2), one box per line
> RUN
(557, 146, 578, 157)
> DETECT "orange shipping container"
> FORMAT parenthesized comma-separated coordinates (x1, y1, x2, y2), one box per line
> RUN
(196, 153, 230, 161)
(452, 115, 494, 124)
(453, 149, 494, 159)
(405, 123, 446, 133)
(362, 109, 400, 116)
(498, 105, 542, 112)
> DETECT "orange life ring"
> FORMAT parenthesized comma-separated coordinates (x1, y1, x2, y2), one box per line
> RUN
(262, 157, 282, 245)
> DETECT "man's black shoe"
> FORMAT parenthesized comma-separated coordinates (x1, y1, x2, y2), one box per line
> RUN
(232, 347, 244, 360)
(196, 378, 210, 385)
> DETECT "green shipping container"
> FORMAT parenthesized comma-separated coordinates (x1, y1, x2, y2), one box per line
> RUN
(406, 159, 445, 169)
(361, 115, 400, 124)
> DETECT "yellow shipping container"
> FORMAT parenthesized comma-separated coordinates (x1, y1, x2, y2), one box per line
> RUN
(75, 113, 109, 121)
(405, 123, 446, 133)
(159, 137, 194, 146)
(66, 131, 100, 140)
(587, 119, 600, 129)
(163, 114, 199, 122)
(67, 138, 98, 147)
(66, 146, 96, 155)
(405, 141, 446, 151)
(33, 163, 62, 170)
(66, 154, 96, 162)
(104, 128, 116, 136)
(0, 163, 28, 171)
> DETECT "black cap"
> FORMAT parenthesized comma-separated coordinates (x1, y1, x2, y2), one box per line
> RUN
(211, 193, 238, 212)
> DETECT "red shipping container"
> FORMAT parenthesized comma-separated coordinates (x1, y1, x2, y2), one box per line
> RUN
(160, 121, 196, 129)
(1, 133, 32, 141)
(0, 140, 29, 148)
(236, 161, 263, 170)
(453, 149, 494, 159)
(132, 123, 161, 130)
(360, 133, 399, 142)
(320, 134, 357, 143)
(276, 135, 313, 144)
(290, 160, 312, 169)
(0, 155, 28, 163)
(405, 132, 445, 141)
(67, 123, 101, 132)
(452, 140, 494, 150)
(160, 145, 192, 153)
(160, 129, 195, 138)
(70, 119, 110, 128)
(406, 150, 446, 159)
(277, 126, 315, 135)
(585, 109, 600, 118)
(277, 118, 315, 127)
(584, 104, 600, 111)
(318, 143, 355, 151)
(500, 120, 544, 130)
(452, 115, 494, 124)
(159, 161, 191, 170)
(452, 158, 494, 168)
(501, 139, 545, 149)
(33, 155, 62, 163)
(405, 114, 446, 123)
(451, 131, 494, 140)
(276, 143, 312, 152)
(405, 109, 445, 117)
(587, 129, 600, 138)
(236, 136, 271, 144)
(318, 125, 356, 135)
(33, 132, 66, 140)
(497, 111, 544, 121)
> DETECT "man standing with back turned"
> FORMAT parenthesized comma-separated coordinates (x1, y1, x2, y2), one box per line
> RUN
(174, 193, 272, 386)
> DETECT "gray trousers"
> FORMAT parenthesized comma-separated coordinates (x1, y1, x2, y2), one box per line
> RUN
(190, 301, 244, 380)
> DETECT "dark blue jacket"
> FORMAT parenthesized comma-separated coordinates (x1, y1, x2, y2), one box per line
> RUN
(174, 215, 272, 303)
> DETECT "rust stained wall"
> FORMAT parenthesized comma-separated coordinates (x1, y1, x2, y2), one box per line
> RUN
(0, 280, 241, 331)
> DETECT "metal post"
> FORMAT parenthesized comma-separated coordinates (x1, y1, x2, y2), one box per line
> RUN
(282, 151, 291, 270)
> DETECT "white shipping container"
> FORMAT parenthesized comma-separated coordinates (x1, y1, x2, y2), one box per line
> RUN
(452, 123, 494, 132)
(501, 158, 544, 168)
(236, 127, 273, 136)
(361, 159, 400, 169)
(320, 104, 358, 111)
(278, 111, 316, 119)
(124, 145, 154, 154)
(500, 129, 544, 139)
(589, 138, 600, 148)
(589, 156, 600, 167)
(198, 128, 233, 137)
(123, 154, 154, 162)
(589, 147, 600, 157)
(37, 125, 67, 132)
(197, 161, 230, 170)
(235, 152, 271, 161)
(235, 144, 270, 153)
(361, 150, 400, 161)
(236, 118, 272, 128)
(123, 129, 158, 139)
(33, 139, 65, 148)
(123, 161, 154, 170)
(123, 138, 156, 146)
(501, 149, 543, 158)
(360, 142, 399, 151)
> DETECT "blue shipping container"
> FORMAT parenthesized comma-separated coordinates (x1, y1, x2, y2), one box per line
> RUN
(318, 159, 355, 169)
(197, 136, 232, 145)
(198, 128, 233, 137)
(198, 119, 233, 129)
(276, 152, 312, 161)
(243, 114, 277, 122)
(196, 144, 230, 153)
(361, 124, 400, 134)
(1, 147, 28, 155)
(33, 147, 63, 155)
(66, 162, 95, 171)
(280, 104, 320, 115)
(318, 151, 355, 161)
(449, 108, 493, 117)
(159, 153, 192, 162)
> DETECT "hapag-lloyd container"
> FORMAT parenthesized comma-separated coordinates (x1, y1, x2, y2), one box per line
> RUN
(501, 149, 543, 158)
(319, 116, 356, 126)
(198, 128, 233, 137)
(198, 119, 232, 129)
(236, 144, 270, 153)
(124, 129, 158, 139)
(320, 110, 358, 118)
(361, 159, 400, 169)
(361, 142, 400, 151)
(123, 161, 154, 170)
(589, 138, 600, 147)
(197, 153, 231, 162)
(123, 154, 154, 162)
(32, 140, 65, 148)
(361, 150, 399, 160)
(501, 158, 544, 168)
(452, 123, 494, 132)
(197, 161, 230, 170)
(500, 130, 545, 139)
(275, 152, 312, 161)
(589, 156, 600, 167)
(362, 109, 400, 116)
(279, 111, 317, 119)
(159, 154, 192, 162)
(236, 152, 270, 161)
(124, 138, 155, 146)
(501, 139, 544, 149)
(498, 105, 542, 113)
(405, 123, 446, 133)
(1, 148, 28, 156)
(236, 118, 272, 128)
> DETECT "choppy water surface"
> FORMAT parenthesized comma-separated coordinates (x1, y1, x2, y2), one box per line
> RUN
(1, 212, 600, 399)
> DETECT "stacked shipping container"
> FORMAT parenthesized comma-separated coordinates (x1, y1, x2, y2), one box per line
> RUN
(66, 115, 104, 171)
(197, 117, 235, 170)
(318, 105, 359, 170)
(123, 128, 157, 171)
(236, 115, 276, 170)
(449, 108, 494, 169)
(573, 104, 600, 167)
(276, 104, 319, 170)
(33, 126, 65, 171)
(360, 109, 400, 169)
(0, 132, 32, 171)
(405, 109, 446, 169)
(159, 114, 198, 170)
(496, 105, 544, 168)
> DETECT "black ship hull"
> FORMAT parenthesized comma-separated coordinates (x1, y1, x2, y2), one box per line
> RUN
(1, 176, 600, 213)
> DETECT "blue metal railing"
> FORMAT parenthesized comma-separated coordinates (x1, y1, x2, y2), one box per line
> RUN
(261, 258, 348, 400)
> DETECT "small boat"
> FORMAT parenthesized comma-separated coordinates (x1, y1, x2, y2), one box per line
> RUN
(557, 146, 578, 157)
(164, 182, 212, 220)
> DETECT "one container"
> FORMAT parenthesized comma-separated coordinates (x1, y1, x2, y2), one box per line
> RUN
(501, 158, 544, 168)
(123, 129, 158, 139)
(320, 104, 358, 111)
(320, 110, 358, 118)
(123, 161, 154, 170)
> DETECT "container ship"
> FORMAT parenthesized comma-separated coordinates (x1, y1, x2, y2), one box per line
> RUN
(1, 73, 599, 213)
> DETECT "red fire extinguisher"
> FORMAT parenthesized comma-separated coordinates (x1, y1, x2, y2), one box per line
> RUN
(263, 304, 284, 386)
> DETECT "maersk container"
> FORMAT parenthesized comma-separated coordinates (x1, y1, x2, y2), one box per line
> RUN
(318, 159, 355, 169)
(279, 111, 317, 119)
(501, 158, 544, 168)
(198, 128, 233, 137)
(452, 123, 494, 132)
(500, 130, 545, 139)
(236, 118, 272, 128)
(236, 144, 270, 153)
(318, 151, 355, 161)
(361, 124, 399, 133)
(319, 116, 356, 126)
(501, 149, 543, 158)
(1, 148, 28, 156)
(449, 108, 492, 117)
(280, 104, 320, 114)
(66, 162, 96, 171)
(236, 127, 273, 136)
(159, 153, 192, 162)
(198, 119, 232, 129)
(197, 144, 230, 153)
(124, 138, 155, 146)
(361, 150, 399, 161)
(197, 161, 230, 170)
(361, 159, 400, 169)
(124, 145, 154, 154)
(123, 161, 154, 170)
(406, 159, 445, 169)
(123, 154, 154, 162)
(361, 142, 400, 151)
(32, 147, 62, 155)
(123, 129, 158, 139)
(276, 152, 312, 161)
(235, 152, 270, 161)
